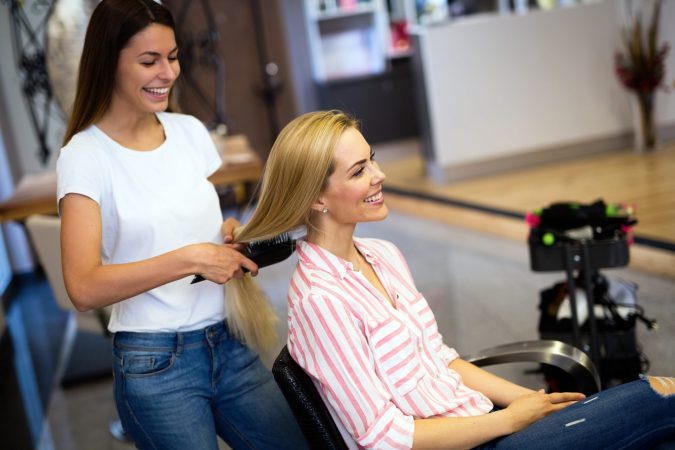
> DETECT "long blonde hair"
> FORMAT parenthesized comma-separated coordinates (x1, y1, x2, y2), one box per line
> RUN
(225, 110, 358, 351)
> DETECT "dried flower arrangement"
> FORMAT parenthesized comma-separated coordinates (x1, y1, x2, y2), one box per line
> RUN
(615, 0, 670, 151)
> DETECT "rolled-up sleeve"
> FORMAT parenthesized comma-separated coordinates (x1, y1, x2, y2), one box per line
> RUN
(438, 344, 460, 366)
(289, 293, 415, 450)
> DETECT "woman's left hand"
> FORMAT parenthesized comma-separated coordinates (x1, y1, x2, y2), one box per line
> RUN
(221, 217, 244, 250)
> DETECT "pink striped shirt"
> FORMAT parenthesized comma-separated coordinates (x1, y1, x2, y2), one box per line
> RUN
(287, 238, 493, 450)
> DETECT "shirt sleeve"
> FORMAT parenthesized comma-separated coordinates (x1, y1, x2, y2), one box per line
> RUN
(188, 115, 222, 177)
(289, 293, 415, 450)
(56, 144, 105, 211)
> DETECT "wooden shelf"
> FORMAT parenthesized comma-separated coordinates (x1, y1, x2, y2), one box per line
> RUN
(305, 0, 388, 82)
(314, 4, 376, 21)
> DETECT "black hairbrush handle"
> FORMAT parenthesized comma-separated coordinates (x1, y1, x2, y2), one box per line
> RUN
(191, 274, 207, 284)
(191, 235, 296, 284)
(190, 263, 254, 284)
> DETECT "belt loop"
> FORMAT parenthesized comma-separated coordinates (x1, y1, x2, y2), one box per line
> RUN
(175, 332, 183, 356)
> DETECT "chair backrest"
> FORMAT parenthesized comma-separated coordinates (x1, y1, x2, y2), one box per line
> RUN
(25, 214, 110, 332)
(272, 345, 349, 450)
(25, 214, 72, 312)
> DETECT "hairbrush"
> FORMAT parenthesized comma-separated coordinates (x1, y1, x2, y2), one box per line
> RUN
(191, 232, 297, 284)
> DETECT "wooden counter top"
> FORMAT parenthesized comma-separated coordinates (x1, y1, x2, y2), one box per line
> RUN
(0, 134, 262, 223)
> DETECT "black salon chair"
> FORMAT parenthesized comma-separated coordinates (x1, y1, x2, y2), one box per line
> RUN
(272, 340, 600, 450)
(273, 346, 349, 450)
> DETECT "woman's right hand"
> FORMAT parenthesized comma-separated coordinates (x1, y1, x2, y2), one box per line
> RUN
(190, 242, 259, 284)
(504, 390, 585, 433)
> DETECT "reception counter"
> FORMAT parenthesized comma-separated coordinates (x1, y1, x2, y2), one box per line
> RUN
(412, 0, 675, 180)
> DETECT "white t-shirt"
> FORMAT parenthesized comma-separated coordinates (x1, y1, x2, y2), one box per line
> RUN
(57, 112, 226, 333)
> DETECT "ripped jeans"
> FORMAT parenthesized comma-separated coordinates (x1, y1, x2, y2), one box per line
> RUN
(476, 376, 675, 450)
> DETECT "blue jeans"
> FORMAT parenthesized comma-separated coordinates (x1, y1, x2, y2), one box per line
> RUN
(112, 321, 308, 450)
(476, 377, 675, 449)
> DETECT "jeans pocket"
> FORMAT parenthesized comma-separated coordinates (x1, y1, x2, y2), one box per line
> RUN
(121, 350, 177, 378)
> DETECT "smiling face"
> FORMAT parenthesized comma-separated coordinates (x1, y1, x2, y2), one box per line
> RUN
(112, 24, 179, 116)
(315, 127, 388, 229)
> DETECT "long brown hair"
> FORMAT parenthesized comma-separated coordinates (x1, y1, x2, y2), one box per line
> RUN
(225, 111, 359, 351)
(62, 0, 175, 145)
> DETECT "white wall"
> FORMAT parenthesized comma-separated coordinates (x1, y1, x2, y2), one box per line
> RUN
(657, 0, 675, 123)
(418, 0, 675, 169)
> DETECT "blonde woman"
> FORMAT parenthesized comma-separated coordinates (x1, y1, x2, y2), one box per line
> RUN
(229, 110, 675, 450)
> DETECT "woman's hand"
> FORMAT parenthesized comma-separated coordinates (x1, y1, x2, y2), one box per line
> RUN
(221, 217, 244, 250)
(504, 390, 585, 433)
(186, 216, 257, 284)
(190, 242, 258, 283)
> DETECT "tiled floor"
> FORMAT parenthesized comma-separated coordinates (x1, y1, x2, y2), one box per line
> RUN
(16, 209, 671, 450)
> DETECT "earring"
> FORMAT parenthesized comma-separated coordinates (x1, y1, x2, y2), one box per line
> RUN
(322, 207, 328, 214)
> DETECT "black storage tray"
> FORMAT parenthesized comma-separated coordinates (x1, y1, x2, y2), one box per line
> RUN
(529, 235, 629, 272)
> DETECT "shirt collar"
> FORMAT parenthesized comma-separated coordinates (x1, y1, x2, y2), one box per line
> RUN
(353, 238, 378, 266)
(296, 237, 378, 279)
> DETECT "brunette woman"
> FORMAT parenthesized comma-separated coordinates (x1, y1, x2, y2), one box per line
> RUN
(57, 1, 307, 448)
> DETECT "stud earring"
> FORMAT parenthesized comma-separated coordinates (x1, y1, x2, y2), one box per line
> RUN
(322, 207, 328, 213)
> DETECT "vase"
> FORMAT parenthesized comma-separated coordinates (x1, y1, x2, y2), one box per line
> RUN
(631, 92, 658, 153)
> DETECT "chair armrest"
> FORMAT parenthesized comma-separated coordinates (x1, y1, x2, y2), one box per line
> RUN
(462, 340, 601, 394)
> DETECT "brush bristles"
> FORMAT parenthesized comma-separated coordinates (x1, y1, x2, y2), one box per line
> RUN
(246, 232, 292, 251)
